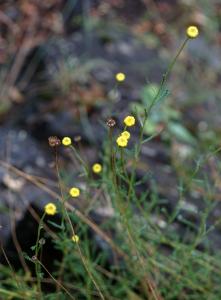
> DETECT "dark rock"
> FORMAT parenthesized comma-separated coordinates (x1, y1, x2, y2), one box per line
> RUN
(0, 126, 56, 245)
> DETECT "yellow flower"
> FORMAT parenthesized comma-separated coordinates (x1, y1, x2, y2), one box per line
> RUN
(69, 187, 80, 197)
(121, 131, 130, 140)
(124, 116, 135, 127)
(186, 26, 199, 38)
(62, 136, 72, 146)
(44, 203, 57, 215)
(72, 234, 79, 243)
(115, 72, 126, 82)
(92, 163, 102, 174)
(116, 136, 128, 147)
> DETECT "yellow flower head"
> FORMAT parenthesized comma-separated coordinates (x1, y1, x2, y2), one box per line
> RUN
(116, 136, 128, 147)
(186, 26, 199, 39)
(72, 234, 79, 243)
(92, 163, 102, 174)
(69, 187, 80, 198)
(44, 203, 57, 215)
(121, 131, 130, 140)
(124, 115, 135, 127)
(115, 72, 126, 82)
(62, 136, 72, 146)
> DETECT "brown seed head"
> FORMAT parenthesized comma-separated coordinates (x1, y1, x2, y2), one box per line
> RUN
(48, 136, 61, 147)
(106, 118, 116, 128)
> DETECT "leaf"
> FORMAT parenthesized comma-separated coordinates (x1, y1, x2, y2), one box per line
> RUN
(141, 83, 169, 110)
(141, 83, 159, 108)
(156, 87, 170, 103)
(130, 102, 145, 114)
(23, 252, 33, 262)
(47, 220, 64, 230)
(141, 131, 161, 144)
(168, 122, 196, 145)
(163, 106, 180, 120)
(143, 119, 158, 135)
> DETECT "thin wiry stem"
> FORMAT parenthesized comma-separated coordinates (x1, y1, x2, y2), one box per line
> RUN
(37, 259, 76, 300)
(34, 212, 45, 300)
(128, 37, 190, 202)
(54, 148, 106, 300)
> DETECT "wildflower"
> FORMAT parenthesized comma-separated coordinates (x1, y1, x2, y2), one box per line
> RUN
(44, 203, 57, 215)
(121, 131, 130, 140)
(116, 136, 128, 147)
(124, 115, 135, 127)
(69, 187, 80, 198)
(92, 163, 102, 174)
(186, 25, 199, 38)
(48, 136, 61, 147)
(62, 136, 72, 146)
(106, 118, 116, 128)
(115, 72, 126, 82)
(72, 234, 79, 243)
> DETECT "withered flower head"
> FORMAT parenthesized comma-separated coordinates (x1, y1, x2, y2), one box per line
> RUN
(48, 136, 61, 147)
(74, 135, 82, 142)
(106, 118, 116, 128)
(32, 255, 37, 261)
(39, 238, 46, 245)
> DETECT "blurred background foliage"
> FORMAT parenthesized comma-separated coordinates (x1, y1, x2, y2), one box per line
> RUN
(0, 0, 221, 140)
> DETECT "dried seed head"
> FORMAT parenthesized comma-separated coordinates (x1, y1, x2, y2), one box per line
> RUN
(32, 255, 37, 261)
(106, 118, 116, 128)
(74, 135, 82, 142)
(39, 238, 46, 245)
(48, 136, 61, 147)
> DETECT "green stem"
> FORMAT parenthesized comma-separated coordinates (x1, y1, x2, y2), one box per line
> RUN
(147, 37, 189, 116)
(38, 260, 76, 300)
(35, 212, 45, 300)
(70, 145, 90, 177)
(109, 127, 117, 186)
(108, 127, 124, 214)
(128, 37, 190, 202)
(56, 147, 104, 299)
(55, 148, 65, 229)
(120, 148, 126, 177)
(108, 128, 114, 172)
(0, 288, 25, 299)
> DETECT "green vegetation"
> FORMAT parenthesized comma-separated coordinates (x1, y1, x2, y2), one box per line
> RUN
(1, 25, 221, 299)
